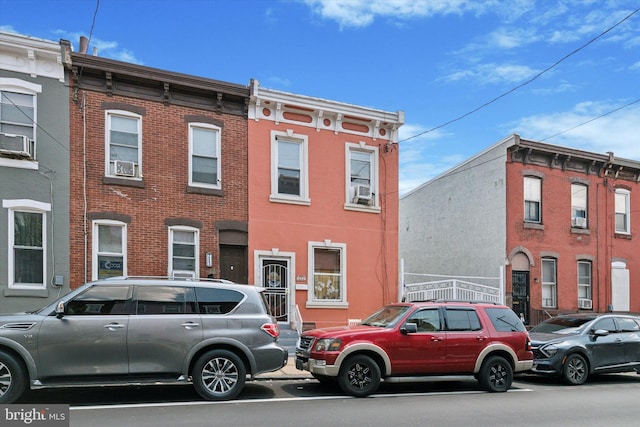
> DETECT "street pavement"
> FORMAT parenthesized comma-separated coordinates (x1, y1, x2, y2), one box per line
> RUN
(255, 356, 311, 380)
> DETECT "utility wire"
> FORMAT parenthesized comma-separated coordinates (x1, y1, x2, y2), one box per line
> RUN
(399, 6, 640, 143)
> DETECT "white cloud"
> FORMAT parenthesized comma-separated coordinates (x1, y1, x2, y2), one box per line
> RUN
(52, 30, 143, 64)
(441, 62, 540, 85)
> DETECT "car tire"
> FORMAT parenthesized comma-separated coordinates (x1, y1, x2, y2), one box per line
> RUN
(0, 351, 27, 404)
(562, 353, 588, 385)
(337, 355, 381, 397)
(478, 355, 513, 392)
(192, 349, 246, 400)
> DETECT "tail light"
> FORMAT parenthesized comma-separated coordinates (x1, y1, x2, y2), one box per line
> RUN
(261, 323, 280, 338)
(526, 336, 532, 352)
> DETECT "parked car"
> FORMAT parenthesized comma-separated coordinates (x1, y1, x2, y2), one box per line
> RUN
(529, 313, 640, 385)
(0, 277, 287, 403)
(295, 300, 533, 397)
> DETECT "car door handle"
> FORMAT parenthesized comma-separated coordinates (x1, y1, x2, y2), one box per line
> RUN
(104, 323, 125, 331)
(181, 321, 200, 329)
(430, 337, 442, 342)
(476, 336, 488, 341)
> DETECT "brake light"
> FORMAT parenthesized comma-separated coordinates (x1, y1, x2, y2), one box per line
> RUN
(261, 323, 280, 338)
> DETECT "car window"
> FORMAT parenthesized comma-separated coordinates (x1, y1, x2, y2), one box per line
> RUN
(529, 316, 595, 334)
(444, 308, 481, 331)
(485, 307, 526, 332)
(195, 287, 245, 314)
(617, 317, 640, 332)
(592, 317, 617, 333)
(406, 308, 441, 332)
(134, 286, 196, 315)
(361, 305, 411, 327)
(67, 285, 130, 315)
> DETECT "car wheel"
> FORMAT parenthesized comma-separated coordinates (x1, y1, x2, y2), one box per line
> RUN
(0, 351, 27, 404)
(192, 349, 246, 400)
(478, 356, 513, 392)
(562, 353, 588, 385)
(337, 355, 381, 397)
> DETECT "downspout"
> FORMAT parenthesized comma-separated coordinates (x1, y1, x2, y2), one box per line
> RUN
(82, 91, 88, 284)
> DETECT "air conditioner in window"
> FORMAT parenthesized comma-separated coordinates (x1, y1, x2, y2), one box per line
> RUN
(573, 217, 587, 228)
(578, 298, 593, 309)
(353, 184, 372, 205)
(171, 271, 196, 280)
(0, 133, 33, 158)
(114, 160, 135, 177)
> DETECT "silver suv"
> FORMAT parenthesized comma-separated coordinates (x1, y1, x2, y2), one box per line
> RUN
(0, 277, 287, 403)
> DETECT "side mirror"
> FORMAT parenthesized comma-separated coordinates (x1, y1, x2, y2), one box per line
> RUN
(55, 301, 65, 319)
(401, 322, 418, 334)
(592, 329, 610, 337)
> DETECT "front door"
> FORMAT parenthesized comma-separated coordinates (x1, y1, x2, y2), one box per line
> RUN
(261, 259, 289, 322)
(512, 271, 530, 324)
(219, 245, 247, 283)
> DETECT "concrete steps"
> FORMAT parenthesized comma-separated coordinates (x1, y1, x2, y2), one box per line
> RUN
(278, 324, 299, 356)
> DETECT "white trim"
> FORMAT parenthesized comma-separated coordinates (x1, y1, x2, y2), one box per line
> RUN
(307, 241, 348, 308)
(188, 122, 222, 189)
(92, 220, 127, 281)
(344, 142, 380, 211)
(4, 200, 49, 289)
(105, 110, 143, 179)
(254, 249, 296, 322)
(168, 226, 200, 279)
(0, 78, 42, 95)
(614, 189, 631, 234)
(270, 130, 310, 205)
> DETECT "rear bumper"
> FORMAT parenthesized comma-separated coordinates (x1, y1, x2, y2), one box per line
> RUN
(253, 344, 288, 375)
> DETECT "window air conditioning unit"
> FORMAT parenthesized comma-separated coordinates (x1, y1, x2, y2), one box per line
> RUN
(171, 271, 196, 280)
(0, 133, 33, 157)
(573, 217, 587, 228)
(114, 160, 135, 177)
(353, 184, 372, 205)
(578, 298, 593, 309)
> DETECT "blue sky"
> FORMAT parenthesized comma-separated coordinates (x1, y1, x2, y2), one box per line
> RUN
(2, 0, 639, 194)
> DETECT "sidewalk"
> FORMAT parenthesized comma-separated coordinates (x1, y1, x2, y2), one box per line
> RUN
(255, 356, 313, 380)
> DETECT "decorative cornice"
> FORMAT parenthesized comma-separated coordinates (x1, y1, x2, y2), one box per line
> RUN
(0, 31, 64, 81)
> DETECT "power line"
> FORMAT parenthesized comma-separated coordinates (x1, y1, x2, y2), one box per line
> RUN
(399, 6, 640, 143)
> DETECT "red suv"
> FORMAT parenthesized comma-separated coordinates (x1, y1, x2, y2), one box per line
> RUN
(295, 301, 533, 397)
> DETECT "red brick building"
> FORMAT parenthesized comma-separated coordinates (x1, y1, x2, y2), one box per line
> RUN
(63, 41, 250, 287)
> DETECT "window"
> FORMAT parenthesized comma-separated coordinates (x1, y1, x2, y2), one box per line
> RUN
(189, 123, 221, 188)
(0, 78, 41, 160)
(346, 143, 379, 210)
(195, 287, 245, 314)
(106, 110, 142, 178)
(444, 308, 482, 331)
(485, 308, 527, 332)
(169, 226, 199, 278)
(135, 286, 196, 315)
(67, 285, 130, 315)
(571, 184, 587, 228)
(270, 131, 309, 204)
(407, 308, 441, 332)
(4, 200, 50, 289)
(578, 261, 592, 302)
(93, 221, 126, 280)
(308, 242, 347, 307)
(542, 258, 557, 308)
(617, 317, 640, 332)
(524, 177, 541, 222)
(615, 189, 630, 233)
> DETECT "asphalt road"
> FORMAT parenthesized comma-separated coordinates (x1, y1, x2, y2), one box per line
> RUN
(19, 373, 640, 427)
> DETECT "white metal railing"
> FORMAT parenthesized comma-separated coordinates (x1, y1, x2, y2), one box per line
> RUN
(403, 279, 502, 304)
(292, 304, 303, 335)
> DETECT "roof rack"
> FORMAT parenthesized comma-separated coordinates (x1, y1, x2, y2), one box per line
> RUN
(412, 299, 500, 305)
(102, 276, 234, 284)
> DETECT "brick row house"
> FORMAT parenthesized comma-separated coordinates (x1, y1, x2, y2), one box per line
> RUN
(400, 134, 640, 325)
(61, 40, 251, 289)
(0, 32, 70, 313)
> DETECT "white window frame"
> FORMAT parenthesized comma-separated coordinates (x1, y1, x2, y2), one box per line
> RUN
(577, 260, 592, 300)
(105, 110, 142, 179)
(0, 78, 41, 168)
(345, 142, 380, 212)
(168, 226, 199, 279)
(541, 258, 557, 308)
(524, 176, 541, 223)
(188, 123, 221, 189)
(615, 189, 630, 234)
(3, 199, 50, 290)
(571, 183, 587, 228)
(307, 241, 347, 308)
(270, 130, 310, 205)
(92, 220, 127, 281)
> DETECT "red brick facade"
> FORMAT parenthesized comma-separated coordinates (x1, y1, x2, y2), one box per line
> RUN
(66, 52, 249, 288)
(505, 139, 640, 322)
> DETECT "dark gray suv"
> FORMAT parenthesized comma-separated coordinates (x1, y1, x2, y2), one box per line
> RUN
(0, 277, 287, 403)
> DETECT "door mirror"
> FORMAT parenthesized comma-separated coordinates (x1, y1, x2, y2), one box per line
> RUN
(401, 322, 418, 334)
(592, 329, 610, 337)
(55, 301, 66, 319)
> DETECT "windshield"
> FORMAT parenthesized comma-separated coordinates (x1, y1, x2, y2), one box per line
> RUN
(530, 316, 595, 334)
(361, 305, 410, 327)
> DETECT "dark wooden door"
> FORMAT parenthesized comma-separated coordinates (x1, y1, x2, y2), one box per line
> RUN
(219, 245, 247, 284)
